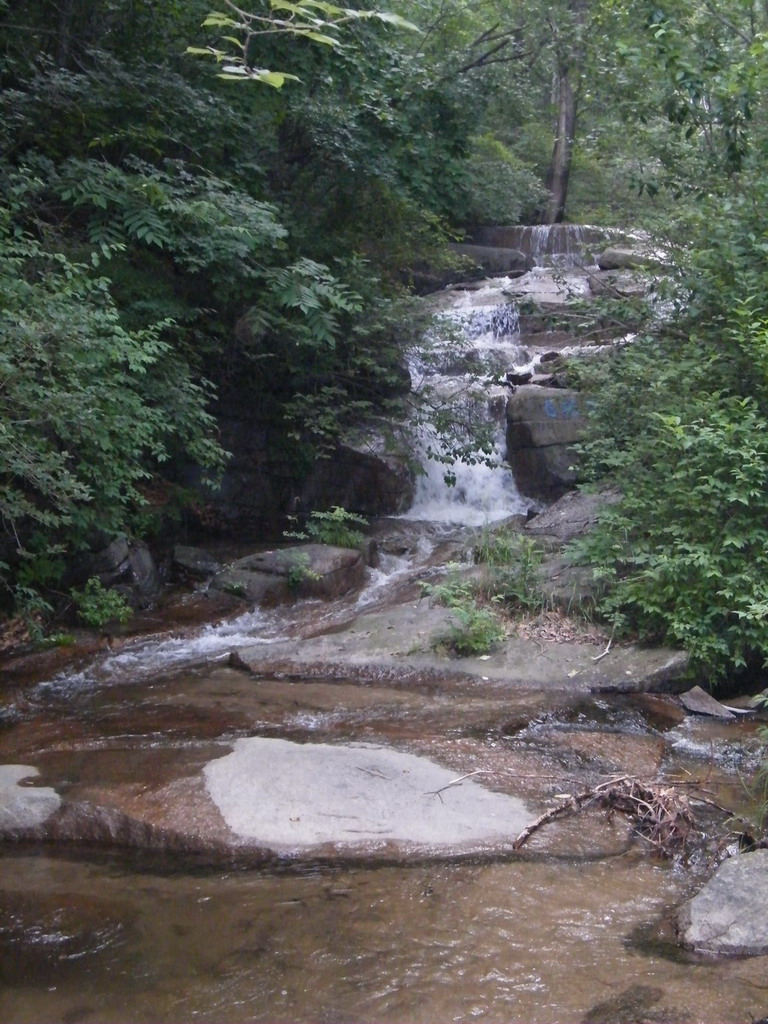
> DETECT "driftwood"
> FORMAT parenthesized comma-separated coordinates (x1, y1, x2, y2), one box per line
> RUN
(513, 775, 697, 855)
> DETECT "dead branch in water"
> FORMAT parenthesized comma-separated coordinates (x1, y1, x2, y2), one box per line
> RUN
(513, 776, 697, 855)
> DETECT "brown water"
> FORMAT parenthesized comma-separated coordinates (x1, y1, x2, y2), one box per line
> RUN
(2, 844, 768, 1024)
(2, 550, 768, 1023)
(2, 662, 768, 1023)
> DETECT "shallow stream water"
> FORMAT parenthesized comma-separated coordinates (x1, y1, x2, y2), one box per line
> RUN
(3, 253, 768, 1023)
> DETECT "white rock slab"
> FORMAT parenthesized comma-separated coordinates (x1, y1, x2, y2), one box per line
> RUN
(0, 765, 61, 829)
(204, 738, 530, 853)
(678, 850, 768, 956)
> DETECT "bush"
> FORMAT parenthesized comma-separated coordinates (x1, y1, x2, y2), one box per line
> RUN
(287, 506, 368, 549)
(455, 134, 546, 226)
(71, 578, 132, 628)
(0, 226, 225, 606)
(573, 349, 768, 681)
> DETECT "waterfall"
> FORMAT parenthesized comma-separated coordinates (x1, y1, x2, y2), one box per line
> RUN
(466, 224, 620, 265)
(402, 279, 535, 527)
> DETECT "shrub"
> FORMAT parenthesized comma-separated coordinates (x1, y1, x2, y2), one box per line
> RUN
(71, 578, 132, 628)
(287, 506, 368, 549)
(573, 389, 768, 681)
(421, 567, 505, 656)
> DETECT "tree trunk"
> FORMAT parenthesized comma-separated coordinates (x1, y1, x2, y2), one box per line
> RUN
(543, 64, 577, 224)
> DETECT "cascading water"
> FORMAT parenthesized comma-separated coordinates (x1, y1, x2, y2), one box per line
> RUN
(401, 280, 536, 526)
(467, 223, 621, 265)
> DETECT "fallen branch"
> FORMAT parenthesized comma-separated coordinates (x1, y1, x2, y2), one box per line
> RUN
(591, 628, 615, 662)
(513, 776, 697, 855)
(427, 769, 488, 803)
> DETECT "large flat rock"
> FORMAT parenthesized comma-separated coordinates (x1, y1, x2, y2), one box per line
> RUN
(0, 739, 533, 864)
(233, 601, 689, 694)
(204, 738, 531, 856)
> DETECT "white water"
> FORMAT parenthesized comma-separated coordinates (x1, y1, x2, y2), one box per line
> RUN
(402, 277, 541, 526)
(26, 549, 421, 703)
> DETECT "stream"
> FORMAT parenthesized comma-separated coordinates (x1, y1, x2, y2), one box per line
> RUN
(2, 246, 768, 1024)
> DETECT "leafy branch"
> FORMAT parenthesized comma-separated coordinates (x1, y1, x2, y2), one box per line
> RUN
(188, 0, 417, 87)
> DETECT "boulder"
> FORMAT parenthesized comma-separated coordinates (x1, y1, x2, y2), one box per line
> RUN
(87, 538, 160, 606)
(209, 544, 366, 606)
(172, 544, 222, 581)
(447, 243, 533, 278)
(525, 489, 621, 545)
(679, 685, 735, 719)
(597, 246, 662, 271)
(678, 851, 768, 956)
(588, 268, 649, 297)
(506, 387, 592, 501)
(537, 555, 602, 612)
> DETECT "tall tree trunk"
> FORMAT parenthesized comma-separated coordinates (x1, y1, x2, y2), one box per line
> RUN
(543, 63, 577, 224)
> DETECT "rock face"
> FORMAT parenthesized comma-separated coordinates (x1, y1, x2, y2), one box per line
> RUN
(597, 246, 661, 271)
(172, 544, 222, 581)
(210, 543, 366, 606)
(86, 537, 160, 606)
(300, 431, 415, 517)
(506, 386, 591, 500)
(193, 414, 414, 533)
(525, 489, 621, 545)
(678, 851, 768, 956)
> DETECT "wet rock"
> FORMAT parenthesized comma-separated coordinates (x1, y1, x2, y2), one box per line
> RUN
(235, 602, 690, 694)
(172, 544, 222, 581)
(678, 850, 768, 956)
(210, 544, 366, 606)
(597, 246, 662, 271)
(0, 739, 534, 863)
(447, 243, 533, 278)
(0, 765, 61, 829)
(588, 269, 650, 298)
(679, 685, 735, 719)
(506, 386, 592, 501)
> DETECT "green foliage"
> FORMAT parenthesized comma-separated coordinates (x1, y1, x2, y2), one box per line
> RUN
(284, 551, 321, 592)
(0, 224, 225, 600)
(474, 529, 544, 612)
(71, 577, 133, 627)
(572, 321, 768, 681)
(455, 134, 546, 226)
(287, 506, 368, 548)
(191, 0, 416, 85)
(10, 586, 53, 643)
(421, 567, 505, 656)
